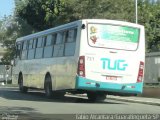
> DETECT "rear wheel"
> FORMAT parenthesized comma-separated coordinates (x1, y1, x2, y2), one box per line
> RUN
(44, 75, 53, 98)
(18, 74, 28, 93)
(50, 91, 65, 99)
(87, 92, 106, 102)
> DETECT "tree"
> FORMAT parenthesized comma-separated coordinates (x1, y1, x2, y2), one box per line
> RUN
(138, 1, 160, 52)
(0, 15, 35, 63)
(15, 0, 136, 30)
(15, 0, 47, 31)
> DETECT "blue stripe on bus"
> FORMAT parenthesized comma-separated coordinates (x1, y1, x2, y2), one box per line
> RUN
(76, 76, 143, 94)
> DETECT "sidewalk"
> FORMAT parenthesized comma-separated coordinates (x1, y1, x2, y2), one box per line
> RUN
(107, 95, 160, 106)
(73, 93, 160, 106)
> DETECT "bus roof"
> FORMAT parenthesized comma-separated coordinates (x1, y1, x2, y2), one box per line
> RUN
(16, 19, 144, 43)
(16, 20, 81, 42)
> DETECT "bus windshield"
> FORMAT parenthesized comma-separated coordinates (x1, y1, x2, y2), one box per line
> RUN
(88, 24, 140, 50)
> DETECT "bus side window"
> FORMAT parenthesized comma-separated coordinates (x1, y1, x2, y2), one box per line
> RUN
(33, 38, 37, 48)
(52, 34, 57, 45)
(43, 36, 47, 47)
(35, 37, 44, 59)
(43, 35, 53, 58)
(63, 31, 68, 43)
(37, 37, 43, 47)
(53, 32, 64, 57)
(67, 29, 77, 42)
(28, 39, 35, 60)
(21, 41, 28, 60)
(55, 32, 63, 44)
(16, 43, 22, 59)
(64, 28, 77, 56)
(45, 35, 52, 46)
(28, 39, 33, 49)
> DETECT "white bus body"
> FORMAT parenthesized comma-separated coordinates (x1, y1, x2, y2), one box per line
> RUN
(12, 19, 145, 100)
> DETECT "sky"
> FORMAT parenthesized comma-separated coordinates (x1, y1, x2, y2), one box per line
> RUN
(0, 0, 15, 19)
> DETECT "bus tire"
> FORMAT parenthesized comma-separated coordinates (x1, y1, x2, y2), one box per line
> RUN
(18, 74, 28, 93)
(87, 92, 97, 102)
(87, 92, 106, 102)
(44, 75, 53, 98)
(97, 93, 106, 101)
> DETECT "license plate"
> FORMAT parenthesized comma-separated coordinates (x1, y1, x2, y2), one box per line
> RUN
(106, 76, 118, 81)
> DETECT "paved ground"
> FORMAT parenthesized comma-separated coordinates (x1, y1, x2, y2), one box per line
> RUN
(0, 86, 160, 120)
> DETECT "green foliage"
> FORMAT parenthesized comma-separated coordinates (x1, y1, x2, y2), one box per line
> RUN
(0, 15, 35, 63)
(138, 1, 160, 52)
(15, 0, 47, 31)
(15, 0, 136, 30)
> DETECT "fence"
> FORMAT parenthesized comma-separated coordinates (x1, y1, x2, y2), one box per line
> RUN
(144, 52, 160, 83)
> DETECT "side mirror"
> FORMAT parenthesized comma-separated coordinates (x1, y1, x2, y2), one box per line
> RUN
(81, 24, 85, 29)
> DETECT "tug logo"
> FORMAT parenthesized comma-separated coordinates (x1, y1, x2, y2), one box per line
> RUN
(100, 58, 128, 71)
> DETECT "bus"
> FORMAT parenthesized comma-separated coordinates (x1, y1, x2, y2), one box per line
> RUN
(12, 19, 145, 101)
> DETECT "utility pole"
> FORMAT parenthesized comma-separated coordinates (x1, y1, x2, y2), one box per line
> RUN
(135, 0, 138, 24)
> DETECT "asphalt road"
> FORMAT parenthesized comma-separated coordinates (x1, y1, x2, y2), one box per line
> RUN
(0, 86, 160, 120)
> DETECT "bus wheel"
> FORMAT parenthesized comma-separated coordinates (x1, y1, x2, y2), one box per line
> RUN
(18, 74, 28, 93)
(44, 75, 53, 98)
(87, 92, 97, 102)
(97, 93, 106, 101)
(87, 92, 106, 102)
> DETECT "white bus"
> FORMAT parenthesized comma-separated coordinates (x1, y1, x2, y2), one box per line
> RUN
(12, 19, 145, 101)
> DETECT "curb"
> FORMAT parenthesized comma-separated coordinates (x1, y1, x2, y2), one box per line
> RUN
(70, 93, 160, 106)
(0, 86, 18, 89)
(107, 96, 160, 106)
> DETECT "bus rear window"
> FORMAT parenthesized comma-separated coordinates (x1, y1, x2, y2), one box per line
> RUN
(88, 24, 140, 50)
